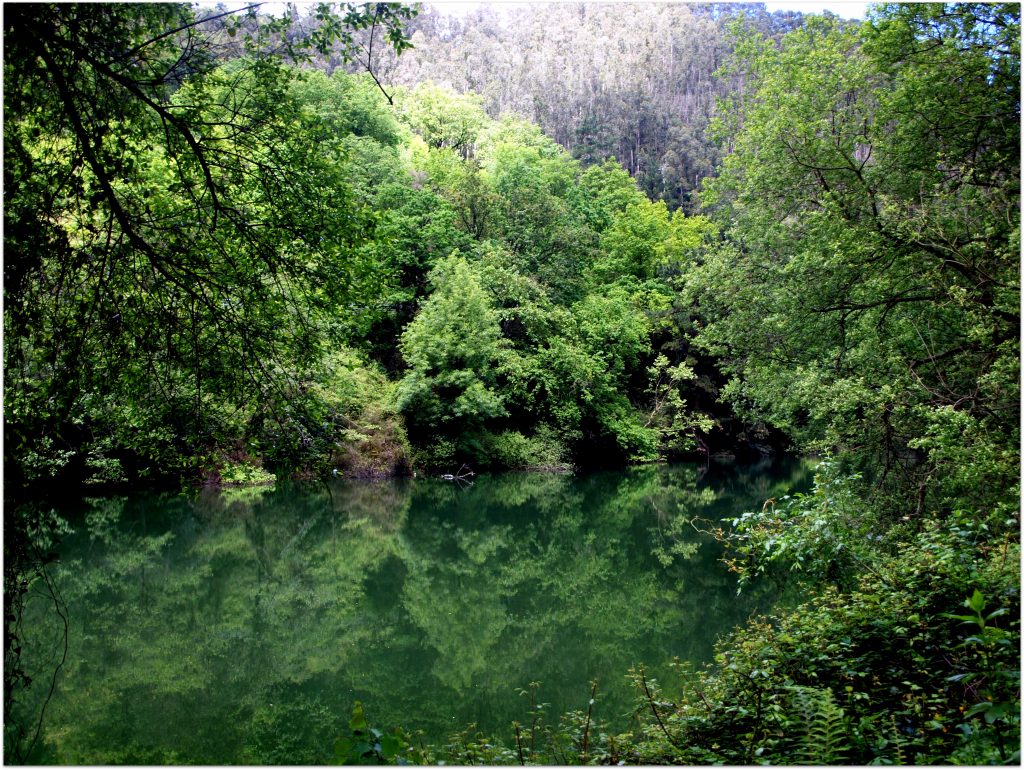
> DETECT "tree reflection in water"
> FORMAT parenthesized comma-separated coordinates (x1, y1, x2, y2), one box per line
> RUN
(15, 459, 811, 763)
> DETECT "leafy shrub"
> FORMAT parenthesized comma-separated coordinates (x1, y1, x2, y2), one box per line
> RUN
(218, 460, 275, 487)
(331, 407, 412, 478)
(617, 508, 1020, 765)
(332, 701, 429, 765)
(253, 349, 409, 477)
(410, 438, 457, 472)
(478, 426, 571, 471)
(723, 461, 879, 589)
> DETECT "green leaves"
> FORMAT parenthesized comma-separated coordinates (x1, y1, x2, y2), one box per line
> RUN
(384, 83, 722, 469)
(396, 254, 506, 438)
(788, 685, 849, 764)
(940, 589, 1019, 761)
(4, 4, 420, 492)
(692, 3, 1020, 525)
(722, 461, 875, 589)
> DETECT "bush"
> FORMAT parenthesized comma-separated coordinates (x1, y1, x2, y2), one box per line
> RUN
(331, 405, 412, 479)
(410, 438, 458, 473)
(479, 426, 571, 471)
(722, 461, 880, 589)
(252, 348, 410, 477)
(217, 460, 276, 487)
(618, 509, 1020, 765)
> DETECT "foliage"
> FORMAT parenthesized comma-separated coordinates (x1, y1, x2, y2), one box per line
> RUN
(941, 589, 1021, 764)
(647, 10, 1020, 762)
(477, 427, 571, 472)
(5, 2, 1019, 766)
(614, 504, 1020, 766)
(370, 4, 806, 210)
(5, 17, 727, 491)
(386, 84, 721, 468)
(3, 3, 415, 494)
(721, 462, 879, 589)
(333, 701, 422, 765)
(643, 356, 716, 459)
(788, 685, 849, 765)
(692, 5, 1019, 498)
(398, 82, 488, 156)
(218, 461, 276, 487)
(252, 348, 411, 477)
(396, 253, 506, 449)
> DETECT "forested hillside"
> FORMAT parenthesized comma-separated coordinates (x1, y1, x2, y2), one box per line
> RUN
(5, 4, 759, 499)
(351, 2, 807, 210)
(4, 1, 1019, 765)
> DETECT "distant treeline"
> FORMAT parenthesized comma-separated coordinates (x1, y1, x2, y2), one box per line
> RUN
(345, 2, 811, 211)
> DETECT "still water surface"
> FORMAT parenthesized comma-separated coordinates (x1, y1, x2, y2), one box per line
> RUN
(20, 460, 810, 763)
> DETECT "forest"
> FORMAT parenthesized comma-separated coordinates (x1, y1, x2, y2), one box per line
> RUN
(3, 1, 1020, 765)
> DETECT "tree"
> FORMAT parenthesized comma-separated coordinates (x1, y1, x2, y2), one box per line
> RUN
(396, 253, 506, 450)
(367, 3, 809, 211)
(3, 2, 415, 492)
(398, 82, 487, 157)
(3, 4, 416, 760)
(478, 118, 596, 303)
(389, 93, 721, 466)
(692, 4, 1019, 506)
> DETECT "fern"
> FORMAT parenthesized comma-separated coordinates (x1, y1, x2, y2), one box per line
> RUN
(888, 714, 907, 765)
(788, 686, 849, 765)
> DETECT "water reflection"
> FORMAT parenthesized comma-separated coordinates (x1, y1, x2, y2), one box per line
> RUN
(17, 459, 811, 764)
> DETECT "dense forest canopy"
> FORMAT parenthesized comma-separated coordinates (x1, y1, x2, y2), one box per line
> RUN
(3, 1, 1020, 765)
(5, 1, 746, 499)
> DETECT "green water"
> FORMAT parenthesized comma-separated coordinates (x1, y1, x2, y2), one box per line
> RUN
(14, 460, 810, 764)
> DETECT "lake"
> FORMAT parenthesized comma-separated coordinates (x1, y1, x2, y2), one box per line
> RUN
(12, 459, 811, 764)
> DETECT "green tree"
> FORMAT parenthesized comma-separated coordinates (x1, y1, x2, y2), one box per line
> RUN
(3, 3, 415, 492)
(500, 288, 661, 463)
(3, 5, 417, 759)
(479, 119, 597, 303)
(692, 5, 1019, 505)
(358, 183, 475, 369)
(398, 82, 488, 157)
(568, 159, 649, 234)
(396, 253, 506, 457)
